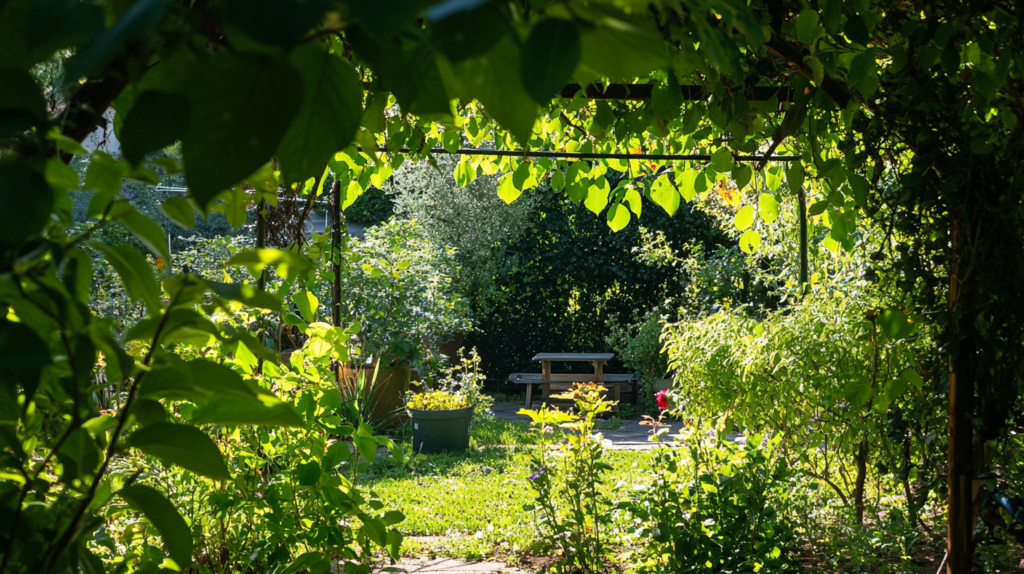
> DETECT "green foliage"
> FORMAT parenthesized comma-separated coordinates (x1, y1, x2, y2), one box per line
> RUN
(519, 383, 618, 572)
(332, 219, 472, 365)
(623, 428, 796, 573)
(406, 391, 471, 411)
(2, 0, 1024, 568)
(470, 182, 727, 378)
(343, 185, 394, 225)
(409, 348, 487, 411)
(391, 157, 539, 317)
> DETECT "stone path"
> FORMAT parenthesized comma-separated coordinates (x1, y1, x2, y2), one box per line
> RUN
(376, 557, 527, 573)
(489, 402, 688, 451)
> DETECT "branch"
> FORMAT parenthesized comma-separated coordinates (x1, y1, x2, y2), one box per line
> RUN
(762, 35, 859, 112)
(44, 291, 180, 573)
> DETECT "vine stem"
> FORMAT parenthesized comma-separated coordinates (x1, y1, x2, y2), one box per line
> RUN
(63, 199, 115, 254)
(43, 291, 180, 574)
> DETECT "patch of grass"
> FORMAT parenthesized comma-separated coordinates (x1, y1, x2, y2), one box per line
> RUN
(363, 437, 650, 562)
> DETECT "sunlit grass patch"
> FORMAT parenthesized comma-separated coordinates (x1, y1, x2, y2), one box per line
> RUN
(363, 446, 650, 562)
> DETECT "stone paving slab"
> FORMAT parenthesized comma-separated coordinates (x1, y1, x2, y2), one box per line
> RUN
(377, 558, 527, 573)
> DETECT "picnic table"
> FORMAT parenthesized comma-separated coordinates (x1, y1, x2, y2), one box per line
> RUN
(507, 353, 637, 409)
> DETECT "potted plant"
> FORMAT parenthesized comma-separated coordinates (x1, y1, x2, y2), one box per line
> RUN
(405, 349, 485, 454)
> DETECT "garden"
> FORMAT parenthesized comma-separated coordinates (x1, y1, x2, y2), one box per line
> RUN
(1, 1, 1024, 573)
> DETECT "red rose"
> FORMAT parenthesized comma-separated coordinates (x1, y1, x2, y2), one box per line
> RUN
(656, 389, 669, 410)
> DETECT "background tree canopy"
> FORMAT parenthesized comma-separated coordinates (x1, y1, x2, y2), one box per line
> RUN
(1, 0, 1022, 571)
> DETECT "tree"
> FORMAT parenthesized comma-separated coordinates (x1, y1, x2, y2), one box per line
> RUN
(1, 0, 1021, 571)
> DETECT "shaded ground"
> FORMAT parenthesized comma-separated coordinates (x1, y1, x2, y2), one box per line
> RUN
(490, 402, 688, 451)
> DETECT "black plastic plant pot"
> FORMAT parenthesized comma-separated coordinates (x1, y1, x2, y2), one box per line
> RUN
(408, 405, 473, 454)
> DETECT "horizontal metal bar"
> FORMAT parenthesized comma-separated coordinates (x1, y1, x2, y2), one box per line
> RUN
(559, 83, 794, 103)
(374, 146, 800, 162)
(362, 81, 792, 103)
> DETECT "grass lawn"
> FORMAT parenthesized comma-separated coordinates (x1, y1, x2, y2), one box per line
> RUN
(362, 416, 652, 563)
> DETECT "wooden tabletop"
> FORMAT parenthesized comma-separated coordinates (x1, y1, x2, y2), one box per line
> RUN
(532, 353, 615, 361)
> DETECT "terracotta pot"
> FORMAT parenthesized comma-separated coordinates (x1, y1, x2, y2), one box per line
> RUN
(337, 363, 411, 426)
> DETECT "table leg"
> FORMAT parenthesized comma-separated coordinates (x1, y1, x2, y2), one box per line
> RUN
(526, 383, 533, 409)
(542, 361, 551, 406)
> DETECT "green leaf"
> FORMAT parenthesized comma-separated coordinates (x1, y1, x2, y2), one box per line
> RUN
(765, 166, 783, 192)
(844, 14, 871, 46)
(296, 460, 321, 486)
(93, 242, 162, 311)
(786, 163, 805, 194)
(56, 428, 100, 481)
(280, 552, 331, 574)
(127, 422, 230, 481)
(650, 174, 680, 216)
(190, 396, 304, 427)
(222, 0, 329, 47)
(794, 9, 822, 45)
(65, 0, 170, 80)
(118, 484, 193, 568)
(878, 309, 916, 341)
(739, 230, 761, 253)
(361, 514, 388, 547)
(623, 187, 642, 217)
(496, 174, 521, 204)
(278, 43, 363, 184)
(606, 203, 630, 232)
(161, 196, 195, 229)
(84, 151, 125, 195)
(183, 52, 303, 209)
(584, 176, 610, 215)
(848, 173, 870, 208)
(428, 1, 509, 63)
(808, 200, 829, 216)
(849, 50, 879, 98)
(674, 168, 698, 202)
(454, 160, 476, 188)
(387, 529, 404, 560)
(521, 19, 580, 104)
(711, 147, 734, 172)
(734, 205, 755, 231)
(45, 159, 80, 191)
(511, 161, 535, 191)
(733, 163, 752, 190)
(758, 193, 780, 224)
(205, 280, 282, 311)
(353, 434, 377, 463)
(842, 378, 873, 409)
(652, 72, 684, 121)
(439, 37, 537, 143)
(0, 161, 53, 244)
(293, 291, 319, 323)
(0, 67, 47, 120)
(578, 23, 668, 81)
(0, 316, 52, 374)
(122, 213, 170, 266)
(226, 248, 313, 279)
(828, 209, 849, 241)
(120, 91, 190, 165)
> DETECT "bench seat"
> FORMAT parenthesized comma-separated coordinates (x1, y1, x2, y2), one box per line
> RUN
(506, 373, 638, 408)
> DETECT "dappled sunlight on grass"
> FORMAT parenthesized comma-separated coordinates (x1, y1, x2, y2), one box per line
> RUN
(362, 432, 648, 562)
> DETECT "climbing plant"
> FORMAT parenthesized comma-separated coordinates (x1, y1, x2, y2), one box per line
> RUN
(1, 0, 1022, 570)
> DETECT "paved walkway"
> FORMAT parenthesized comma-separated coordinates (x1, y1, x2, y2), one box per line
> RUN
(371, 558, 527, 573)
(490, 402, 688, 451)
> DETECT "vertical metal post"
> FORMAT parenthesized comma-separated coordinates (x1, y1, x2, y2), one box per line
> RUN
(542, 360, 551, 406)
(256, 199, 267, 372)
(797, 187, 809, 295)
(330, 180, 343, 328)
(947, 212, 974, 573)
